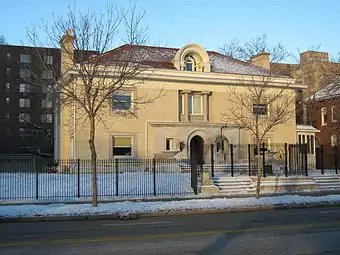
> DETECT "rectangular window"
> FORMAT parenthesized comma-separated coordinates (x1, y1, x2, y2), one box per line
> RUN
(321, 107, 327, 125)
(179, 93, 183, 115)
(19, 98, 31, 108)
(41, 99, 53, 108)
(6, 68, 10, 76)
(19, 84, 30, 93)
(19, 113, 30, 122)
(41, 114, 53, 123)
(253, 98, 268, 116)
(6, 52, 11, 59)
(112, 94, 131, 110)
(5, 97, 10, 104)
(44, 55, 53, 65)
(165, 138, 174, 151)
(331, 134, 337, 147)
(20, 54, 31, 63)
(5, 82, 10, 92)
(19, 128, 26, 137)
(112, 136, 132, 156)
(332, 106, 337, 122)
(5, 113, 10, 120)
(42, 70, 53, 80)
(20, 69, 31, 79)
(189, 94, 203, 115)
(42, 85, 53, 94)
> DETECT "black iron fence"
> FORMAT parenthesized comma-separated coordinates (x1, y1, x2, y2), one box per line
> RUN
(0, 158, 193, 201)
(211, 143, 339, 178)
(1, 143, 339, 201)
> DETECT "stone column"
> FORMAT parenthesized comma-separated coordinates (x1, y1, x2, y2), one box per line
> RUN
(182, 90, 190, 122)
(202, 91, 210, 122)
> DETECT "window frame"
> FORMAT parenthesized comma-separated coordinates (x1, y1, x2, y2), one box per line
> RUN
(331, 106, 337, 122)
(42, 70, 53, 80)
(41, 114, 53, 123)
(321, 107, 327, 126)
(5, 82, 10, 92)
(20, 54, 31, 64)
(331, 134, 337, 147)
(112, 135, 133, 158)
(18, 113, 30, 123)
(20, 69, 31, 79)
(189, 93, 203, 115)
(165, 138, 174, 151)
(42, 84, 54, 94)
(184, 55, 196, 71)
(112, 93, 132, 111)
(253, 98, 268, 116)
(19, 83, 30, 93)
(41, 98, 53, 108)
(44, 55, 53, 65)
(19, 98, 31, 108)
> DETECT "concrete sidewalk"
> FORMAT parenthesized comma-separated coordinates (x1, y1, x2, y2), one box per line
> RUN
(2, 193, 340, 223)
(2, 190, 340, 206)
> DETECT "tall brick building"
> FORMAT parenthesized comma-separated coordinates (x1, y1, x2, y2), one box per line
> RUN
(272, 51, 340, 158)
(0, 45, 60, 155)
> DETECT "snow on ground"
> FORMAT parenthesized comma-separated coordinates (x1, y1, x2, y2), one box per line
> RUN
(1, 194, 340, 219)
(0, 173, 193, 200)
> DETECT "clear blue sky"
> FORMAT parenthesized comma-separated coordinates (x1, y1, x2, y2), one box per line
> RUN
(1, 0, 339, 60)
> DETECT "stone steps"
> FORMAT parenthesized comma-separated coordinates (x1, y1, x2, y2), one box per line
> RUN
(213, 176, 320, 194)
(313, 176, 340, 191)
(213, 177, 255, 194)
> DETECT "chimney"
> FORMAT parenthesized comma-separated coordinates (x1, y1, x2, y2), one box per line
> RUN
(250, 52, 271, 70)
(59, 29, 75, 73)
(299, 51, 329, 67)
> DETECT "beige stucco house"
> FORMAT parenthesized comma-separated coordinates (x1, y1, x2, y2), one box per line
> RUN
(55, 31, 305, 163)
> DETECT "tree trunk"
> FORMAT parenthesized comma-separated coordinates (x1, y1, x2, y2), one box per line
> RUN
(256, 140, 261, 198)
(89, 117, 98, 207)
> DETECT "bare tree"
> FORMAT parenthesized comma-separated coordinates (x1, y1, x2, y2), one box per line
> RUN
(293, 47, 340, 126)
(219, 38, 241, 59)
(223, 75, 295, 197)
(219, 34, 289, 63)
(0, 35, 7, 56)
(0, 35, 6, 44)
(27, 4, 162, 207)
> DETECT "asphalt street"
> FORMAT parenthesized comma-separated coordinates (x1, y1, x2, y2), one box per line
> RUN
(1, 206, 340, 254)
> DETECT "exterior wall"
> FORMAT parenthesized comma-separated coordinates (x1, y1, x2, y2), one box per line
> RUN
(58, 72, 298, 160)
(0, 45, 60, 154)
(313, 98, 340, 154)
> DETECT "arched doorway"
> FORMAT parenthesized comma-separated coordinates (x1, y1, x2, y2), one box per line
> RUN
(190, 135, 204, 165)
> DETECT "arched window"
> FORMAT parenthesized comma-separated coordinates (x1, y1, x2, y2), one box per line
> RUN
(184, 55, 196, 71)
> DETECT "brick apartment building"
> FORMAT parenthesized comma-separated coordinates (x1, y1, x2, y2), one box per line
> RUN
(312, 84, 340, 153)
(0, 45, 60, 155)
(272, 51, 340, 161)
(0, 44, 99, 156)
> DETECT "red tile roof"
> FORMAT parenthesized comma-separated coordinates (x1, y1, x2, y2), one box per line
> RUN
(98, 44, 282, 76)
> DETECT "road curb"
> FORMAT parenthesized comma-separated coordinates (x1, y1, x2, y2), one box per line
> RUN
(1, 201, 340, 223)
